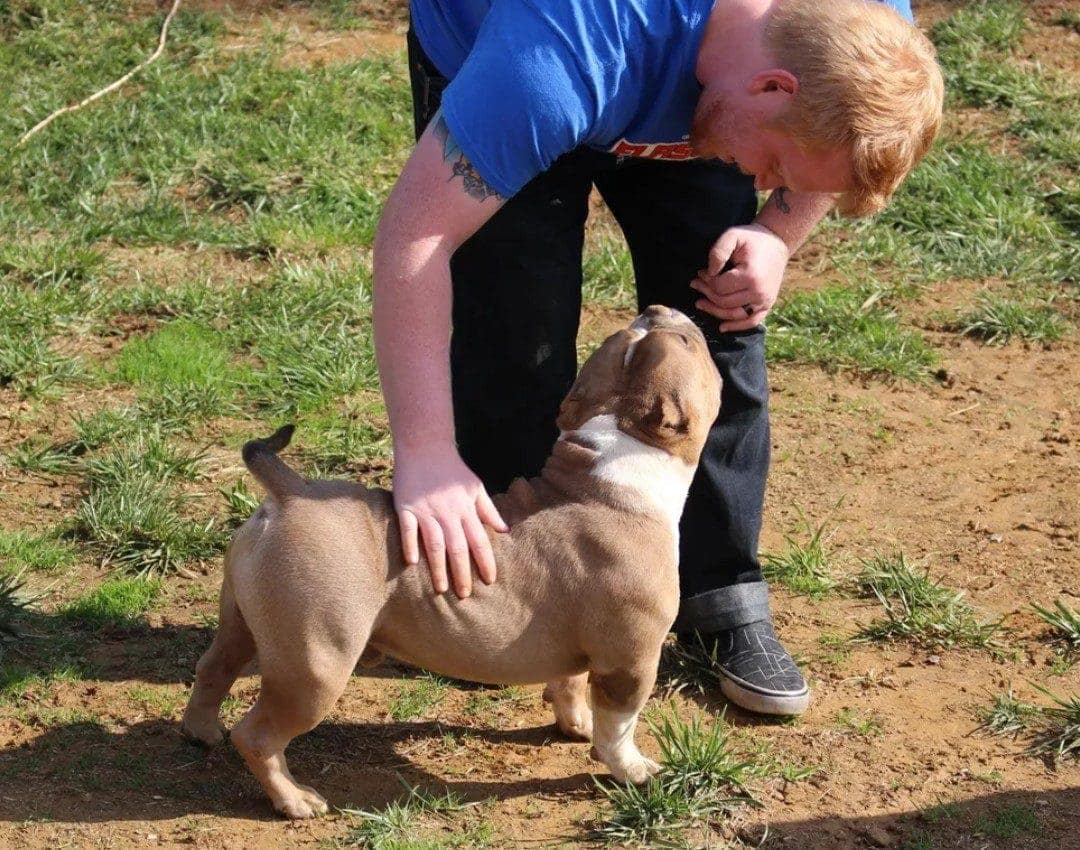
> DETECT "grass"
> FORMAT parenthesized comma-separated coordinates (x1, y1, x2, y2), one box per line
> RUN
(853, 553, 1001, 649)
(1, 5, 410, 253)
(1028, 685, 1080, 762)
(832, 140, 1077, 285)
(760, 509, 836, 597)
(583, 236, 635, 308)
(836, 708, 884, 738)
(0, 529, 78, 574)
(387, 674, 449, 722)
(978, 689, 1040, 738)
(341, 782, 485, 849)
(592, 704, 755, 846)
(1031, 599, 1080, 655)
(947, 292, 1069, 346)
(61, 577, 161, 629)
(931, 1, 1027, 55)
(0, 570, 33, 645)
(462, 686, 528, 720)
(976, 803, 1039, 839)
(112, 320, 239, 414)
(768, 285, 935, 380)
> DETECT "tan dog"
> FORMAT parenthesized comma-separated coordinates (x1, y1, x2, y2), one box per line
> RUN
(182, 305, 722, 818)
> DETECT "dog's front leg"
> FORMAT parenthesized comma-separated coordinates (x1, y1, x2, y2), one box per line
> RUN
(589, 663, 661, 785)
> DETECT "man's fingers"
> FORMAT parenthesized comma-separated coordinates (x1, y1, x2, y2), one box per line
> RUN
(442, 521, 473, 599)
(696, 298, 767, 329)
(476, 491, 509, 533)
(399, 509, 420, 565)
(691, 277, 753, 306)
(419, 515, 449, 594)
(707, 232, 738, 277)
(463, 513, 497, 585)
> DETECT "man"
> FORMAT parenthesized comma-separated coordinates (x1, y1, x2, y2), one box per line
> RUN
(372, 0, 942, 715)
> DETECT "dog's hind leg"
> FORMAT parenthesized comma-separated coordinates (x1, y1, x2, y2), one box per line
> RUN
(543, 672, 593, 740)
(182, 576, 255, 746)
(230, 631, 369, 819)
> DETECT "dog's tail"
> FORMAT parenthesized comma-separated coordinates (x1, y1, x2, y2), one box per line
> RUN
(241, 424, 307, 500)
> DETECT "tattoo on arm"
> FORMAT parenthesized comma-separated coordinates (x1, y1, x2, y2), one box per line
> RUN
(773, 186, 791, 214)
(431, 109, 504, 203)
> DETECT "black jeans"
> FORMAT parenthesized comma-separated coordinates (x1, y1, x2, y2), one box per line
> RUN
(408, 30, 772, 631)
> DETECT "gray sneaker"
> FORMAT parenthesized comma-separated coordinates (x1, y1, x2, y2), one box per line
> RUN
(681, 620, 810, 716)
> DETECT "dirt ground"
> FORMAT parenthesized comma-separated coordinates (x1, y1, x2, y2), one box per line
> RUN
(1, 2, 1077, 849)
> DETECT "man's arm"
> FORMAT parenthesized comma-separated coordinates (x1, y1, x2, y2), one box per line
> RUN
(373, 110, 509, 599)
(690, 189, 835, 332)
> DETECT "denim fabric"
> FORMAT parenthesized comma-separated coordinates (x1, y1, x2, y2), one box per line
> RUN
(407, 30, 772, 631)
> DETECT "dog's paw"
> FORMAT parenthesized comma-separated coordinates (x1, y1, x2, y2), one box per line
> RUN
(610, 754, 660, 785)
(554, 708, 593, 741)
(276, 785, 329, 820)
(180, 712, 226, 747)
(592, 746, 661, 785)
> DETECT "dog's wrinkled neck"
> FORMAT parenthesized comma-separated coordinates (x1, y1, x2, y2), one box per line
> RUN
(553, 414, 697, 527)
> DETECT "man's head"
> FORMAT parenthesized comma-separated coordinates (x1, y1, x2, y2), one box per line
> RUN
(691, 0, 943, 216)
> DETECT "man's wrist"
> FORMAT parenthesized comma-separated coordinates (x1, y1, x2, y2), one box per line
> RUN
(393, 433, 457, 457)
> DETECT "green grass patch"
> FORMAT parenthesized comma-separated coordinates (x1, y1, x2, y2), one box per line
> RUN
(72, 436, 226, 575)
(836, 707, 884, 737)
(976, 803, 1039, 840)
(293, 406, 390, 478)
(0, 331, 85, 399)
(0, 5, 410, 252)
(833, 140, 1076, 285)
(761, 509, 836, 597)
(1032, 598, 1080, 656)
(592, 704, 754, 846)
(583, 237, 635, 309)
(978, 688, 1041, 738)
(0, 529, 78, 574)
(462, 685, 528, 720)
(112, 319, 238, 409)
(388, 674, 449, 722)
(0, 569, 34, 649)
(768, 285, 935, 380)
(1029, 685, 1080, 762)
(62, 577, 161, 629)
(853, 553, 1001, 649)
(341, 782, 488, 849)
(947, 292, 1069, 346)
(931, 1, 1027, 55)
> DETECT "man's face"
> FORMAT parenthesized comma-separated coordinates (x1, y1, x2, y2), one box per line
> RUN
(690, 91, 854, 195)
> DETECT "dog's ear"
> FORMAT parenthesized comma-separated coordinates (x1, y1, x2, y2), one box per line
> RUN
(556, 330, 636, 431)
(617, 332, 694, 452)
(639, 392, 690, 441)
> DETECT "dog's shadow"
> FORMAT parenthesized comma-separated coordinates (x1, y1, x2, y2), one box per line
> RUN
(0, 710, 596, 824)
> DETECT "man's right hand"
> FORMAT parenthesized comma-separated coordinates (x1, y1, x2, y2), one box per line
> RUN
(392, 444, 509, 599)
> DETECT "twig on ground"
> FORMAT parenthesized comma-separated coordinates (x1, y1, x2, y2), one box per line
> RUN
(14, 0, 183, 150)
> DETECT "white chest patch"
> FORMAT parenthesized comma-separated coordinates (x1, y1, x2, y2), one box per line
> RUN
(562, 414, 696, 556)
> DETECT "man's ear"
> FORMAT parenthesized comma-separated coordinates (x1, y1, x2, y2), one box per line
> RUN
(748, 69, 799, 97)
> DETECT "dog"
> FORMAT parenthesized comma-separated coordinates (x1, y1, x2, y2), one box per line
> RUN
(181, 305, 722, 818)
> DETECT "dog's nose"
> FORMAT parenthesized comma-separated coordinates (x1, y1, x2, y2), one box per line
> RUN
(630, 305, 692, 331)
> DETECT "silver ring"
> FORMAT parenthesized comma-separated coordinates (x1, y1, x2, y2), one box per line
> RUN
(741, 303, 754, 318)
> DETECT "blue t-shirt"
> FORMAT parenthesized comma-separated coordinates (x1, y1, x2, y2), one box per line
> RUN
(411, 0, 914, 198)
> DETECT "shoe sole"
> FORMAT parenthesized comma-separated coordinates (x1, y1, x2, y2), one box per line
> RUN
(718, 668, 811, 716)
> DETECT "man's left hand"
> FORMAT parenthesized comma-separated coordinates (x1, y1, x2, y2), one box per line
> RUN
(690, 223, 790, 333)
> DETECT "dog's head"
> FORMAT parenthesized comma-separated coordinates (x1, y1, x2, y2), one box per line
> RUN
(557, 305, 722, 466)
